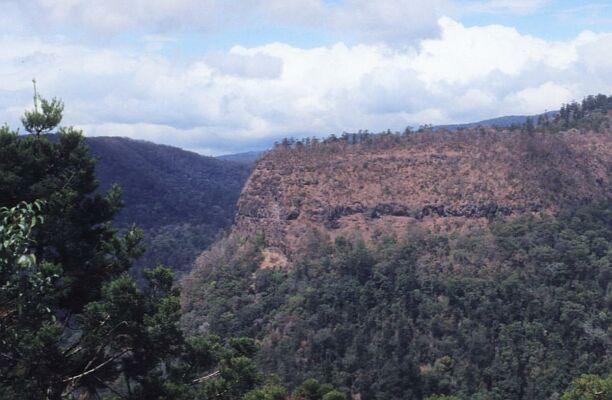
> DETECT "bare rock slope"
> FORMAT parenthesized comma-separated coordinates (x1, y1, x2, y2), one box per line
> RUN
(232, 129, 611, 261)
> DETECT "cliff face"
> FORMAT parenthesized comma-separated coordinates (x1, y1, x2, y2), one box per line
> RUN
(233, 129, 611, 259)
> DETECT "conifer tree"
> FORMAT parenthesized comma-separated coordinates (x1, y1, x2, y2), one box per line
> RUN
(0, 94, 266, 399)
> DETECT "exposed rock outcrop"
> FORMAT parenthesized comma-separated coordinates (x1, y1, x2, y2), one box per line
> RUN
(231, 129, 611, 260)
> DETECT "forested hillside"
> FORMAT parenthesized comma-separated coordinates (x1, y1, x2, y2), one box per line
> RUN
(183, 96, 612, 399)
(183, 202, 612, 399)
(2, 97, 350, 399)
(86, 137, 252, 275)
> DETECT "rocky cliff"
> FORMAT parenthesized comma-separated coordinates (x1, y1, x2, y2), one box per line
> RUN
(232, 129, 611, 262)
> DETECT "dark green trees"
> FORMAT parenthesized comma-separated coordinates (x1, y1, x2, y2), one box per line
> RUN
(0, 96, 266, 399)
(0, 110, 134, 313)
(20, 94, 64, 136)
(182, 201, 612, 400)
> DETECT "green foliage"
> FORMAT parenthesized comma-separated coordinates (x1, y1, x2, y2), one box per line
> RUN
(542, 94, 612, 133)
(135, 223, 223, 276)
(562, 374, 612, 400)
(291, 378, 345, 400)
(86, 136, 251, 277)
(0, 201, 58, 348)
(183, 201, 612, 400)
(321, 390, 347, 400)
(0, 97, 267, 399)
(243, 383, 287, 400)
(21, 96, 64, 136)
(0, 122, 139, 312)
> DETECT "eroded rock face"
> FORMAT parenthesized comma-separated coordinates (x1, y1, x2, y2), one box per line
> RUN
(233, 129, 612, 257)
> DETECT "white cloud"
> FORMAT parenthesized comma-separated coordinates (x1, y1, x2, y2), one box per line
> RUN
(0, 17, 611, 155)
(322, 0, 449, 43)
(4, 0, 449, 44)
(207, 52, 283, 79)
(505, 82, 573, 114)
(465, 0, 551, 15)
(412, 18, 576, 87)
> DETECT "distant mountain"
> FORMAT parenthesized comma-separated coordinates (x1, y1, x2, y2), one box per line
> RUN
(215, 113, 556, 159)
(217, 150, 264, 164)
(436, 111, 558, 130)
(85, 136, 252, 275)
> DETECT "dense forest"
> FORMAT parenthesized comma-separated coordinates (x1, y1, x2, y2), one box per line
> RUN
(87, 136, 252, 276)
(183, 201, 612, 399)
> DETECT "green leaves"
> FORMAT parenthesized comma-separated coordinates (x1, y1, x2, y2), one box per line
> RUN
(1, 97, 280, 400)
(183, 201, 612, 399)
(21, 96, 64, 136)
(562, 374, 612, 400)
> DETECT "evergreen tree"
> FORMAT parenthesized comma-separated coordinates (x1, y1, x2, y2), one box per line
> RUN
(0, 96, 265, 399)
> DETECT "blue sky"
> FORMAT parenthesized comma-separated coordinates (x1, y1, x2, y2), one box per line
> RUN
(1, 0, 611, 155)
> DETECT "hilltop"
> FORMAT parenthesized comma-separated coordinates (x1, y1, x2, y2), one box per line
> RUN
(233, 128, 611, 262)
(86, 136, 252, 274)
(217, 150, 264, 164)
(87, 136, 250, 229)
(227, 95, 612, 264)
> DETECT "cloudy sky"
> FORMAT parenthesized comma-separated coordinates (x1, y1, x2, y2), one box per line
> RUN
(1, 0, 611, 155)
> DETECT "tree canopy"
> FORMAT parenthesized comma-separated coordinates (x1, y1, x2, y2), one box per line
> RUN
(0, 96, 307, 399)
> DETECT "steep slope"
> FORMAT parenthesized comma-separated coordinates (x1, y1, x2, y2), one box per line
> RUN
(86, 136, 252, 274)
(183, 104, 612, 399)
(234, 129, 611, 259)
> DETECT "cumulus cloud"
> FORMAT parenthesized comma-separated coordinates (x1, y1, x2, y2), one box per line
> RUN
(207, 52, 283, 79)
(293, 0, 449, 43)
(4, 0, 448, 44)
(0, 16, 611, 155)
(505, 82, 573, 113)
(413, 17, 576, 87)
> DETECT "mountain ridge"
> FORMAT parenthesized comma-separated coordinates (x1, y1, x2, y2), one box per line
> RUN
(229, 127, 611, 265)
(85, 136, 252, 274)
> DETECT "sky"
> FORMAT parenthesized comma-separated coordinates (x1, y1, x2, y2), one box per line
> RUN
(1, 0, 611, 155)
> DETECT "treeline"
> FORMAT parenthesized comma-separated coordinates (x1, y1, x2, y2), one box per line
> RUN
(558, 94, 612, 125)
(273, 128, 422, 150)
(273, 94, 612, 151)
(182, 201, 612, 399)
(516, 94, 612, 133)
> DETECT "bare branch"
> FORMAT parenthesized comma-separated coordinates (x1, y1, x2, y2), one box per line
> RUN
(62, 349, 131, 383)
(192, 370, 220, 384)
